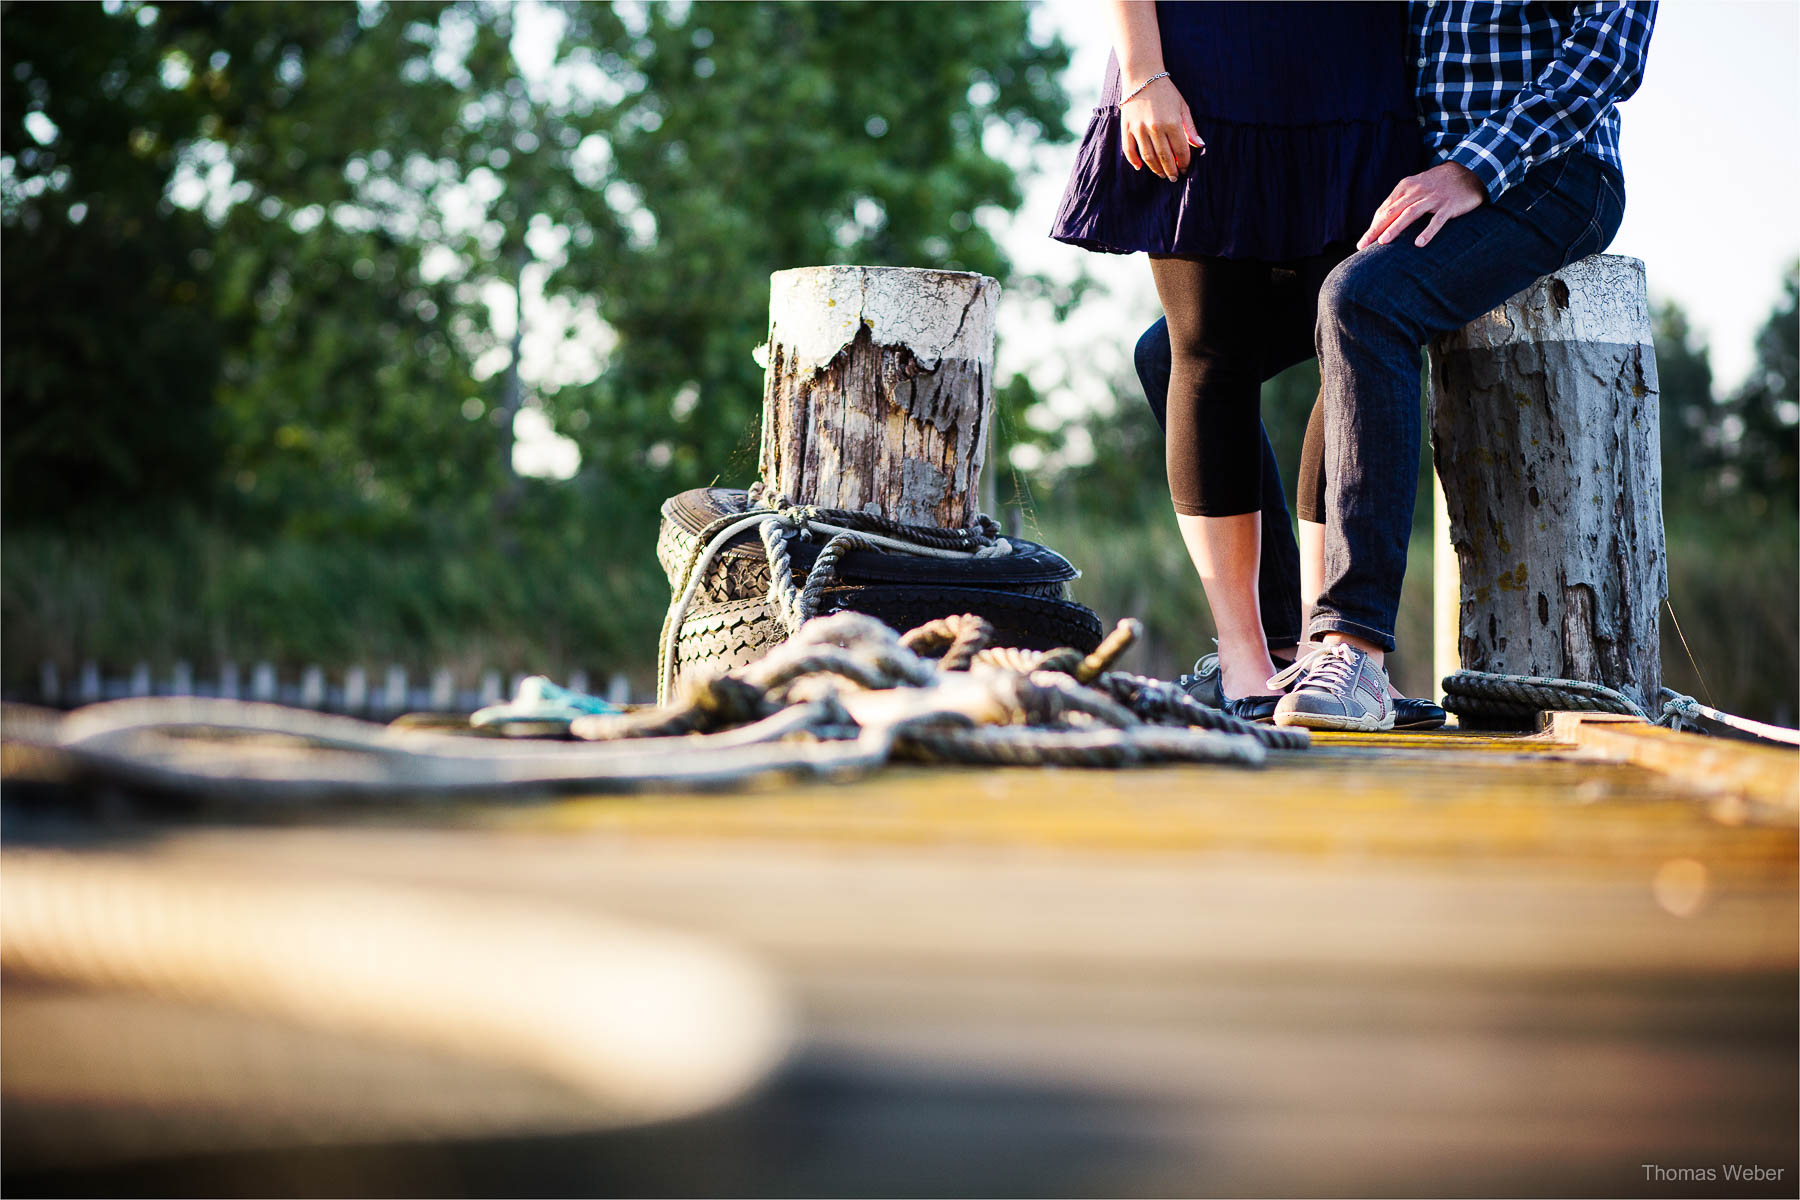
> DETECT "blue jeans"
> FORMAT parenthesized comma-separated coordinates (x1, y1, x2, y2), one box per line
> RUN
(1310, 150, 1627, 651)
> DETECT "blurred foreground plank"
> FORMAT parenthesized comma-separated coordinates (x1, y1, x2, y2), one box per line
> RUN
(3, 725, 1795, 1197)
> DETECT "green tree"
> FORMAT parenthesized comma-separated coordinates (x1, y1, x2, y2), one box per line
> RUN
(2, 1, 499, 534)
(2, 0, 223, 523)
(1, 0, 1077, 682)
(1725, 265, 1799, 511)
(1650, 299, 1721, 505)
(176, 1, 505, 536)
(549, 1, 1072, 510)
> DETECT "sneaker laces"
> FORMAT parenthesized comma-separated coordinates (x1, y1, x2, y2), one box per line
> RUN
(1265, 641, 1330, 691)
(1180, 640, 1222, 685)
(1269, 643, 1361, 694)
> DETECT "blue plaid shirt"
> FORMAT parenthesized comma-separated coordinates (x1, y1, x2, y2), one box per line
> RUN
(1410, 2, 1657, 199)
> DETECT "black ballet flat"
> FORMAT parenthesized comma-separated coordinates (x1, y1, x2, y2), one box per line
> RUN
(1224, 694, 1283, 723)
(1392, 697, 1447, 730)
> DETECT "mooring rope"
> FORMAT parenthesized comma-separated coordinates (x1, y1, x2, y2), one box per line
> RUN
(630, 611, 1308, 749)
(1441, 669, 1800, 746)
(1441, 670, 1650, 722)
(49, 695, 883, 799)
(29, 611, 1304, 804)
(900, 613, 995, 673)
(893, 725, 1266, 768)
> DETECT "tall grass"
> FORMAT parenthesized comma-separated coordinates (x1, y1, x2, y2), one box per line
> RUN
(1031, 507, 1796, 723)
(4, 509, 1792, 725)
(1026, 511, 1439, 699)
(1660, 510, 1799, 726)
(2, 517, 671, 696)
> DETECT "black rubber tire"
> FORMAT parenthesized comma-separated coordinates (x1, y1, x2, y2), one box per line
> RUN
(674, 585, 1106, 688)
(657, 488, 1079, 604)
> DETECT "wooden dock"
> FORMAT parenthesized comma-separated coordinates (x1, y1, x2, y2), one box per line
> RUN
(3, 720, 1795, 1197)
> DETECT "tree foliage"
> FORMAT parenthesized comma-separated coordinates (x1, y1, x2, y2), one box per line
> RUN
(548, 1, 1071, 505)
(1650, 299, 1719, 504)
(1650, 268, 1798, 514)
(2, 1, 224, 522)
(3, 1, 499, 531)
(1725, 265, 1799, 508)
(2, 0, 1071, 541)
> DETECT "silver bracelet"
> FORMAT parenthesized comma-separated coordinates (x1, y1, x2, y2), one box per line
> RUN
(1120, 71, 1170, 104)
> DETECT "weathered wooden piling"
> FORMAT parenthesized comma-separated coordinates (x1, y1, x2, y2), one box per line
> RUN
(1428, 254, 1665, 709)
(759, 266, 999, 528)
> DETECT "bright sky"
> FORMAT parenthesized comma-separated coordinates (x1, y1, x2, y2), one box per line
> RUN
(994, 0, 1800, 441)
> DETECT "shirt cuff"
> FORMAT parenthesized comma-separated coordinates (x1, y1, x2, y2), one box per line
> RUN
(1446, 138, 1512, 201)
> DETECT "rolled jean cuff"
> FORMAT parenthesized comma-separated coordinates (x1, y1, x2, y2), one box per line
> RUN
(1305, 615, 1396, 654)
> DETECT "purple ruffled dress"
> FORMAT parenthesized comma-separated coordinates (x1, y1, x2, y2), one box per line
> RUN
(1051, 2, 1421, 261)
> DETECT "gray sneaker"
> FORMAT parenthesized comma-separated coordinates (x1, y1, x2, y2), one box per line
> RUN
(1175, 651, 1224, 709)
(1269, 643, 1395, 731)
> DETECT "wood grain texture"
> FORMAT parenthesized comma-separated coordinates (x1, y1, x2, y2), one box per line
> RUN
(1428, 255, 1666, 708)
(10, 728, 1796, 1194)
(759, 267, 997, 528)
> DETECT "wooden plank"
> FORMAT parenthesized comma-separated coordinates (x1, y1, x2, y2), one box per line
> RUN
(1548, 711, 1798, 815)
(4, 722, 1794, 1194)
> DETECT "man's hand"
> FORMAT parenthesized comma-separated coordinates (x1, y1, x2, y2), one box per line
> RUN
(1120, 77, 1204, 182)
(1357, 162, 1487, 250)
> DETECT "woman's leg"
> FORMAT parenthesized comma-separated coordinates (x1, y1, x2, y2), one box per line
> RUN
(1134, 320, 1301, 655)
(1296, 393, 1329, 634)
(1147, 254, 1277, 701)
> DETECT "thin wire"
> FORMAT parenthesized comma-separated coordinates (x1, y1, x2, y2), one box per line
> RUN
(1008, 464, 1042, 542)
(996, 400, 1043, 542)
(1663, 597, 1716, 708)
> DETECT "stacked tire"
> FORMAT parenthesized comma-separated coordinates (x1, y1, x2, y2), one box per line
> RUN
(657, 488, 1103, 691)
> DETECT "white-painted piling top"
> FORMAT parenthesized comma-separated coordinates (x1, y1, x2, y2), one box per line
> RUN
(1453, 254, 1651, 349)
(766, 265, 999, 374)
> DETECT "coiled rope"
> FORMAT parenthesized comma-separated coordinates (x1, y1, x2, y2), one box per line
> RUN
(1441, 669, 1800, 746)
(611, 610, 1305, 750)
(23, 611, 1305, 804)
(657, 485, 1013, 704)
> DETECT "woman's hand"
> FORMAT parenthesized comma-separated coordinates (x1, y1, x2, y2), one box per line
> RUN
(1120, 76, 1203, 182)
